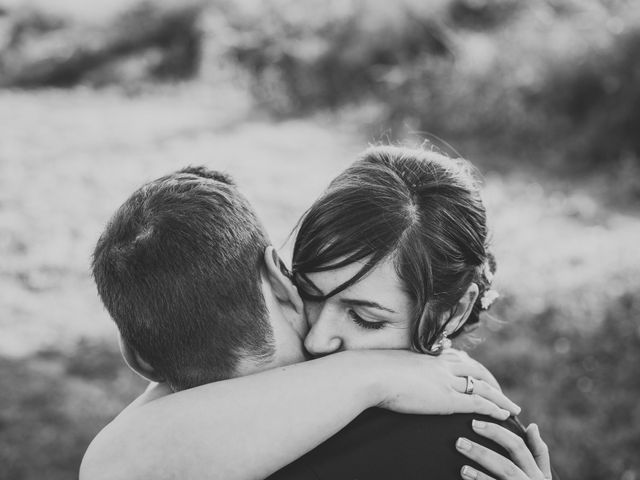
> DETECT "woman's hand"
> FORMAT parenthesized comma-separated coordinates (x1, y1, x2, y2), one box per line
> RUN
(442, 348, 501, 390)
(370, 349, 520, 420)
(456, 421, 552, 480)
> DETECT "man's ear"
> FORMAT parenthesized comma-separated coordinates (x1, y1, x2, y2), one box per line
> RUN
(263, 246, 303, 314)
(118, 335, 165, 383)
(442, 283, 480, 336)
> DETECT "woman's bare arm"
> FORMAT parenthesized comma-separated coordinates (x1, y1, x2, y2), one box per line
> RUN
(80, 350, 518, 480)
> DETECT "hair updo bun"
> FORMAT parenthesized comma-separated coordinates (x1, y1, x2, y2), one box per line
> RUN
(293, 145, 497, 354)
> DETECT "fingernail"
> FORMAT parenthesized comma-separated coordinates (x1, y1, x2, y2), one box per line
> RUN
(456, 437, 472, 451)
(461, 465, 478, 479)
(514, 404, 522, 415)
(472, 419, 486, 429)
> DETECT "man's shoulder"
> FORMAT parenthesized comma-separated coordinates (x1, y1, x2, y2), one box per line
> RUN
(320, 409, 525, 466)
(270, 410, 526, 480)
(357, 408, 525, 442)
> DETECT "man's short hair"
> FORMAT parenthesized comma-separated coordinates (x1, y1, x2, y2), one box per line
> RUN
(92, 166, 274, 391)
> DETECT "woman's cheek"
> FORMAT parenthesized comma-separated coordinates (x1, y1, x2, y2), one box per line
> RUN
(357, 327, 412, 350)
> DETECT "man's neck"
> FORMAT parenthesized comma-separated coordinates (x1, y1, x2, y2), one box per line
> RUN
(122, 382, 174, 412)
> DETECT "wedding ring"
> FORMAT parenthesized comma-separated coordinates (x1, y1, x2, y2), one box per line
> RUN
(464, 376, 475, 395)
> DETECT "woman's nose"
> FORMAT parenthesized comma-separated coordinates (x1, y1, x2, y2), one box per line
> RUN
(304, 307, 343, 356)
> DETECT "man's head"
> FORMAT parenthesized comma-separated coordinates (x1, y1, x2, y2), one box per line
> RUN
(92, 167, 306, 391)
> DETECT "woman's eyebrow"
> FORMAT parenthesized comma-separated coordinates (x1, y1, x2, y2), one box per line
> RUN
(340, 298, 397, 313)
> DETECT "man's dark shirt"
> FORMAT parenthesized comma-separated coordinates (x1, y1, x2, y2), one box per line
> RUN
(268, 410, 527, 480)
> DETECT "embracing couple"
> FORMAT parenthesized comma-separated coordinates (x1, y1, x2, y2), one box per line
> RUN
(80, 146, 553, 480)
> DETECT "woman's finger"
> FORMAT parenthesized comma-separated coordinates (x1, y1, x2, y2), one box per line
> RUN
(453, 378, 521, 416)
(450, 361, 501, 391)
(441, 348, 466, 361)
(455, 437, 529, 480)
(526, 424, 552, 479)
(461, 465, 497, 480)
(471, 420, 541, 478)
(451, 393, 511, 421)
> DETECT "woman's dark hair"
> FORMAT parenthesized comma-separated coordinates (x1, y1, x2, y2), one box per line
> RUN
(292, 145, 496, 353)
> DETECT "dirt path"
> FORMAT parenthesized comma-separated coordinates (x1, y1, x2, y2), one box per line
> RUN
(1, 82, 639, 357)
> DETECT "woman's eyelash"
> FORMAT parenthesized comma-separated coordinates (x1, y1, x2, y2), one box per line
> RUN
(348, 310, 384, 330)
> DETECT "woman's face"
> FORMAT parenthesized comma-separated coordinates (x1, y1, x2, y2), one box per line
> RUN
(299, 257, 414, 356)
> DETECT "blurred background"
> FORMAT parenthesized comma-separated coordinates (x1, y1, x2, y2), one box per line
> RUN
(1, 0, 639, 478)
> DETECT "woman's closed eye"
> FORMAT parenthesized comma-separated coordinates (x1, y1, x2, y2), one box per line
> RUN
(347, 309, 385, 330)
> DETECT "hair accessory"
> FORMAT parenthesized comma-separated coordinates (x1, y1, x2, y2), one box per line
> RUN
(428, 332, 452, 353)
(482, 259, 494, 283)
(480, 289, 499, 310)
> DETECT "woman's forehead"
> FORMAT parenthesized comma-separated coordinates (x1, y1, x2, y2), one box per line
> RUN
(306, 258, 410, 309)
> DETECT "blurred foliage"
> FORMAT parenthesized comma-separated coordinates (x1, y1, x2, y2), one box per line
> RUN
(2, 0, 639, 175)
(213, 0, 640, 176)
(541, 28, 640, 170)
(0, 1, 204, 88)
(474, 289, 640, 479)
(0, 340, 143, 480)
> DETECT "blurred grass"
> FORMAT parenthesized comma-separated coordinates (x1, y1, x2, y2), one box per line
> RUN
(475, 292, 640, 480)
(1, 1, 639, 479)
(0, 342, 142, 480)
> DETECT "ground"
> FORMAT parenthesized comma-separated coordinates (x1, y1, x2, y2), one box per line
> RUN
(1, 77, 639, 479)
